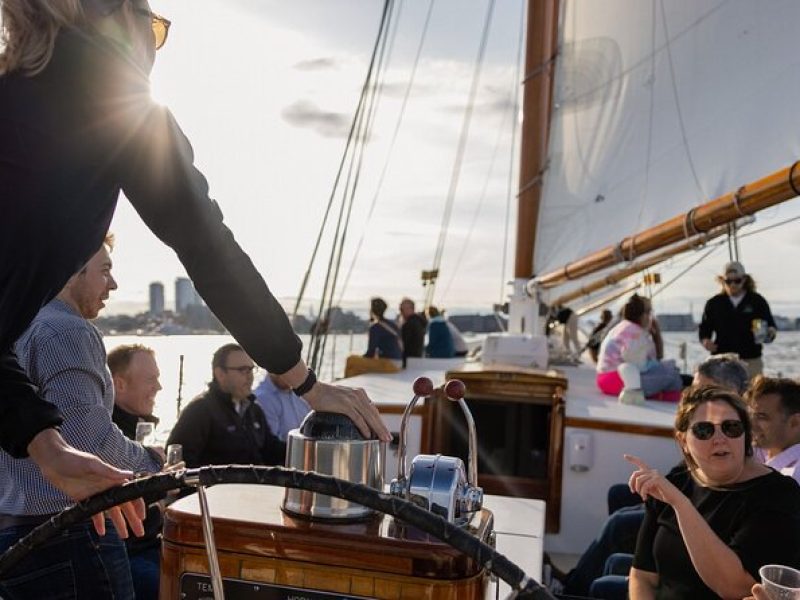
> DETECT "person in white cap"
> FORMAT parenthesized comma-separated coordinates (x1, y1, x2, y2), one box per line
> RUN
(699, 261, 776, 378)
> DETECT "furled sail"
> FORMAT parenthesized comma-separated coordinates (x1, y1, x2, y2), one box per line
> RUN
(535, 0, 800, 280)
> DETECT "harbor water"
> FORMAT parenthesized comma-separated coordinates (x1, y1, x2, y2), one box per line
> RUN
(105, 331, 800, 437)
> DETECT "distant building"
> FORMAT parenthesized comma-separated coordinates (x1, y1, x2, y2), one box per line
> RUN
(175, 277, 201, 314)
(149, 282, 165, 316)
(657, 313, 696, 332)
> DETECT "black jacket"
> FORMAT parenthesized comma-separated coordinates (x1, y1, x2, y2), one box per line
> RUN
(698, 291, 776, 359)
(401, 313, 427, 359)
(166, 382, 286, 468)
(0, 29, 301, 457)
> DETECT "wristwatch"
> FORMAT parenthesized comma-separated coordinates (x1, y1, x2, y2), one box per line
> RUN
(292, 368, 317, 396)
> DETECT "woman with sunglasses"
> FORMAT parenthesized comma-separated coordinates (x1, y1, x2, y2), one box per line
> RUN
(626, 386, 800, 599)
(699, 261, 777, 379)
(0, 0, 389, 549)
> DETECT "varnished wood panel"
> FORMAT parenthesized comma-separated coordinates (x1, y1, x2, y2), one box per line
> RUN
(565, 416, 674, 438)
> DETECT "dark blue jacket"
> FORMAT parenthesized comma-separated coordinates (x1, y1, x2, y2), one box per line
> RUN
(426, 317, 455, 358)
(364, 319, 402, 359)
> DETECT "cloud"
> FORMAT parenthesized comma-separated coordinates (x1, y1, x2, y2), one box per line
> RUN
(294, 57, 339, 71)
(281, 100, 351, 138)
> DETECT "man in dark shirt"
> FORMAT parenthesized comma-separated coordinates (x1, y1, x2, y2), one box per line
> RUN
(699, 261, 776, 378)
(398, 298, 426, 362)
(167, 344, 285, 468)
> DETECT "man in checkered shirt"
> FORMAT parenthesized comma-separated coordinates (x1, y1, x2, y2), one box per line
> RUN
(0, 238, 162, 599)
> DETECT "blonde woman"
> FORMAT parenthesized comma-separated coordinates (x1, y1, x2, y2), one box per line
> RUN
(0, 1, 388, 596)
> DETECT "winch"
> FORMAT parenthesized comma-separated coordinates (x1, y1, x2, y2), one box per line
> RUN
(390, 378, 483, 524)
(159, 378, 502, 600)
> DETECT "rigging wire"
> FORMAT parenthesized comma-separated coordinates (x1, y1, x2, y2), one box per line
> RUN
(315, 14, 397, 372)
(499, 0, 526, 303)
(336, 0, 435, 306)
(441, 82, 515, 301)
(651, 240, 725, 299)
(659, 0, 707, 205)
(293, 0, 394, 324)
(424, 0, 497, 310)
(303, 0, 395, 370)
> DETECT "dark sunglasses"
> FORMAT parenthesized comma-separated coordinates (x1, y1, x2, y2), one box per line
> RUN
(689, 419, 745, 440)
(724, 277, 743, 285)
(223, 365, 258, 375)
(131, 7, 171, 50)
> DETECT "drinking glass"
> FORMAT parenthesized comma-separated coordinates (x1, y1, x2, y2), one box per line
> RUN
(760, 564, 800, 600)
(135, 422, 156, 446)
(166, 444, 183, 467)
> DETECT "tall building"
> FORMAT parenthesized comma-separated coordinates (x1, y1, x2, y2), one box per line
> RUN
(175, 277, 201, 314)
(149, 282, 165, 316)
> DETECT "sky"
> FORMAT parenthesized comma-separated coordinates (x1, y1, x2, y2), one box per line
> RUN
(105, 0, 800, 321)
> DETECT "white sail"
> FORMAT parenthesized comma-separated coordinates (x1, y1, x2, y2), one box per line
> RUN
(535, 0, 800, 278)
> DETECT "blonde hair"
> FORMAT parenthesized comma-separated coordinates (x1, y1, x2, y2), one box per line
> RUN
(0, 0, 84, 75)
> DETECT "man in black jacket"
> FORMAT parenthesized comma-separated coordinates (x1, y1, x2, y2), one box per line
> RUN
(166, 344, 285, 468)
(0, 0, 388, 530)
(699, 261, 776, 378)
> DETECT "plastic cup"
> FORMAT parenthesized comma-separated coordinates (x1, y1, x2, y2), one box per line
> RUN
(135, 421, 155, 445)
(166, 444, 183, 466)
(760, 564, 800, 600)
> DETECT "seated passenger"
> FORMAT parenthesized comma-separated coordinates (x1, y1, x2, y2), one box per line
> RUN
(253, 372, 311, 441)
(555, 354, 749, 597)
(628, 386, 800, 599)
(587, 309, 614, 363)
(425, 305, 455, 358)
(596, 294, 682, 401)
(364, 297, 402, 360)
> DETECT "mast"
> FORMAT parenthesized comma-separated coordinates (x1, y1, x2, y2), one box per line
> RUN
(535, 162, 800, 289)
(508, 0, 559, 333)
(515, 0, 559, 278)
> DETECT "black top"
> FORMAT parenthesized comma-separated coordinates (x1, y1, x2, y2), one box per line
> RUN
(0, 29, 302, 457)
(166, 382, 286, 469)
(633, 465, 800, 599)
(401, 313, 427, 359)
(698, 291, 776, 359)
(364, 319, 402, 359)
(111, 406, 163, 555)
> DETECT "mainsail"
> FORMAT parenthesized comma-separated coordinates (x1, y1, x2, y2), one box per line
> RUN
(534, 0, 800, 287)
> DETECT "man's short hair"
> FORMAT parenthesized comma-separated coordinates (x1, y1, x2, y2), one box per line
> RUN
(212, 343, 245, 372)
(696, 354, 749, 394)
(107, 344, 154, 376)
(745, 375, 800, 416)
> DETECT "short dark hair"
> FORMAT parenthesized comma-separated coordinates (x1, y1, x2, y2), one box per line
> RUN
(212, 343, 245, 375)
(745, 375, 800, 416)
(675, 386, 753, 465)
(622, 294, 649, 324)
(107, 344, 154, 376)
(696, 354, 749, 394)
(370, 297, 388, 319)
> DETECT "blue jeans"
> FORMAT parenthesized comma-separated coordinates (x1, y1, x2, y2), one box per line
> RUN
(0, 519, 134, 600)
(607, 483, 641, 515)
(129, 545, 160, 600)
(640, 361, 682, 397)
(589, 554, 633, 599)
(564, 505, 645, 595)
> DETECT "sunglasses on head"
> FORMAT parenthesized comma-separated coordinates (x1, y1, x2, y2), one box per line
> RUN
(689, 419, 744, 440)
(724, 277, 743, 285)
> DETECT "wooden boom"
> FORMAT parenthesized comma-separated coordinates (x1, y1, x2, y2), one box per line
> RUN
(534, 162, 800, 288)
(549, 223, 733, 306)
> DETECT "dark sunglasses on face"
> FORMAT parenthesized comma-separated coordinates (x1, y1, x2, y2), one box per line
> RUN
(724, 277, 743, 285)
(689, 419, 745, 440)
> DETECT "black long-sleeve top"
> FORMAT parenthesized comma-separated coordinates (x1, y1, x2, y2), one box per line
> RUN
(698, 291, 776, 359)
(0, 29, 301, 457)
